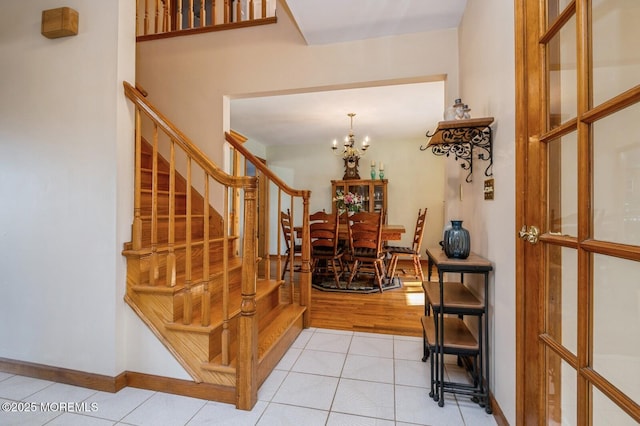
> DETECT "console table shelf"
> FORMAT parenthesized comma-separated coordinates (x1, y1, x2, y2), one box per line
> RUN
(422, 247, 493, 414)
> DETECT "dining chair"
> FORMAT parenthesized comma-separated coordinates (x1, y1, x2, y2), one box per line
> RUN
(346, 210, 385, 292)
(309, 210, 345, 287)
(386, 208, 427, 280)
(280, 209, 302, 280)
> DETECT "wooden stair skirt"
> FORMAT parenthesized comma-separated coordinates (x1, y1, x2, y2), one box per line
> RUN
(123, 140, 306, 409)
(124, 279, 305, 388)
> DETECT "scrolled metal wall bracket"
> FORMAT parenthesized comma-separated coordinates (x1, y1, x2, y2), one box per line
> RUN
(420, 117, 494, 183)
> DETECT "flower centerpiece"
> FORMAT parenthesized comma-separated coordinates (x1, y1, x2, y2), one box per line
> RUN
(334, 190, 363, 213)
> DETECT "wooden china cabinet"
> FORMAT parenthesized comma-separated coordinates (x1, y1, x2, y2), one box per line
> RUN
(331, 179, 388, 219)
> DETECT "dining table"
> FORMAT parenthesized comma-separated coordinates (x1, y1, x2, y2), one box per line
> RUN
(295, 222, 406, 286)
(295, 224, 406, 241)
(338, 223, 405, 241)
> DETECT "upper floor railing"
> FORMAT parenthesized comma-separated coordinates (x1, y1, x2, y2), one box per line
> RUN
(137, 0, 277, 40)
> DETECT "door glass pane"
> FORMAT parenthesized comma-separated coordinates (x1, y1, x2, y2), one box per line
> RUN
(592, 385, 639, 426)
(546, 247, 578, 354)
(592, 254, 640, 402)
(593, 102, 640, 246)
(592, 0, 640, 106)
(547, 133, 578, 236)
(547, 15, 577, 129)
(546, 348, 577, 425)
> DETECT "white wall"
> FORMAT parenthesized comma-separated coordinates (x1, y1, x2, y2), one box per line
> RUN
(457, 0, 516, 423)
(136, 1, 461, 172)
(0, 0, 135, 376)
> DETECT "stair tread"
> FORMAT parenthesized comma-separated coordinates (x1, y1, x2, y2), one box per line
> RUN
(257, 304, 306, 360)
(141, 188, 188, 196)
(130, 257, 244, 294)
(165, 278, 284, 333)
(122, 234, 241, 255)
(203, 303, 306, 371)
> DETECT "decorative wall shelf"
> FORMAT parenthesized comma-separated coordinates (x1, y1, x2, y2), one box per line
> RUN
(420, 117, 494, 183)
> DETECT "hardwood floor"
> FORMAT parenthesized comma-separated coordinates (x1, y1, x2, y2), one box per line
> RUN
(278, 259, 430, 337)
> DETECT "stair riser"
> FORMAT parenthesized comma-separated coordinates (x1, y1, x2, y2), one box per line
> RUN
(140, 170, 188, 192)
(209, 315, 239, 362)
(173, 270, 243, 323)
(152, 245, 239, 276)
(141, 192, 188, 215)
(140, 189, 206, 215)
(141, 171, 170, 190)
(141, 218, 208, 244)
(256, 290, 282, 326)
(207, 293, 287, 362)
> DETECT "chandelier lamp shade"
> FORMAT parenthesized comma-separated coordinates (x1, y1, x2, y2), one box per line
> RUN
(332, 113, 370, 180)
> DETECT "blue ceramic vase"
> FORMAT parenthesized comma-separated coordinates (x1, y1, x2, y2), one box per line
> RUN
(443, 220, 470, 259)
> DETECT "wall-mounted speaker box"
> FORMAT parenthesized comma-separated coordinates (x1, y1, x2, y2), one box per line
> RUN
(42, 7, 78, 39)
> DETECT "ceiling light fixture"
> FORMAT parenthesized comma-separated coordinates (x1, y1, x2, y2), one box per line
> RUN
(331, 112, 370, 158)
(331, 113, 370, 179)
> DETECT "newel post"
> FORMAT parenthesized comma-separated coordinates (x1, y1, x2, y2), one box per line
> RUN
(236, 180, 258, 410)
(300, 192, 312, 327)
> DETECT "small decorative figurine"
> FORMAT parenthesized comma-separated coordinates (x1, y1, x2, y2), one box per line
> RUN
(463, 104, 471, 119)
(444, 98, 466, 120)
(454, 100, 465, 120)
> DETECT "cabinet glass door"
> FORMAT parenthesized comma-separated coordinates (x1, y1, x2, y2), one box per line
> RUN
(347, 184, 369, 212)
(373, 184, 385, 214)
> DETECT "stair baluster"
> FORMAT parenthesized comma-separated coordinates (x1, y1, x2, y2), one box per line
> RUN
(183, 157, 193, 324)
(201, 172, 211, 326)
(166, 140, 177, 287)
(222, 185, 230, 365)
(149, 125, 160, 285)
(132, 109, 143, 250)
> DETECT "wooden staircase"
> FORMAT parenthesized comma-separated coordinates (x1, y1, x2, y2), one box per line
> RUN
(122, 82, 311, 409)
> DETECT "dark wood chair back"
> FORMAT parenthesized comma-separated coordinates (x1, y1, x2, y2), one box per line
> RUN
(280, 209, 301, 279)
(348, 211, 383, 256)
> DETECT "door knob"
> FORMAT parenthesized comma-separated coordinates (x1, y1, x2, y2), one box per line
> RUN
(518, 225, 539, 244)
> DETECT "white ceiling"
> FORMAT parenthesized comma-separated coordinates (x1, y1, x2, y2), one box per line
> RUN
(284, 0, 467, 45)
(231, 81, 445, 147)
(230, 0, 467, 147)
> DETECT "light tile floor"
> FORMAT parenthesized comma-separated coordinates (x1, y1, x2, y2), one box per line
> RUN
(0, 328, 498, 425)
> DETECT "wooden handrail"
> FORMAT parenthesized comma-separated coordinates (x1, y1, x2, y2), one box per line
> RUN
(124, 82, 253, 189)
(225, 131, 310, 200)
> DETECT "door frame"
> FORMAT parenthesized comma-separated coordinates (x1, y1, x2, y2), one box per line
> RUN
(515, 0, 544, 422)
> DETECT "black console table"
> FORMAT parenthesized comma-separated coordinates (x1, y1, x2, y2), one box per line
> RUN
(422, 247, 493, 413)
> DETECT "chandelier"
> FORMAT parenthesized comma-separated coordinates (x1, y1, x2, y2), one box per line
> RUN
(332, 113, 370, 179)
(331, 113, 370, 159)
